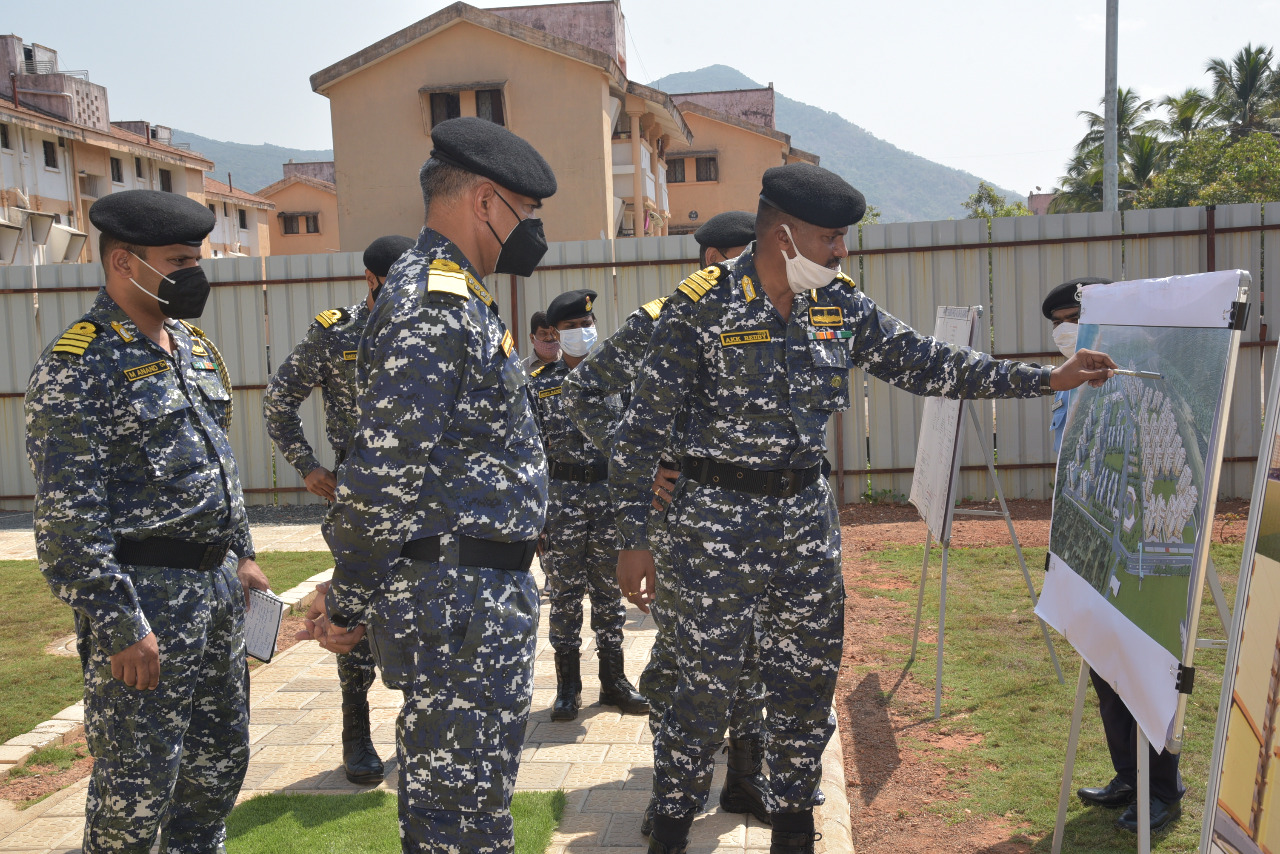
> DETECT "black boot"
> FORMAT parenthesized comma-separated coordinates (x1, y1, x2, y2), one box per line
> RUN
(341, 694, 384, 784)
(648, 813, 693, 853)
(551, 650, 582, 721)
(598, 648, 649, 715)
(770, 809, 820, 854)
(640, 794, 656, 836)
(720, 735, 771, 824)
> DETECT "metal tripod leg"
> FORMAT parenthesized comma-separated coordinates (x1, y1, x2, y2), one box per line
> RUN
(1052, 660, 1091, 854)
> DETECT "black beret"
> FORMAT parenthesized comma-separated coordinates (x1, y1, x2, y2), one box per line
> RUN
(760, 163, 866, 228)
(546, 289, 597, 325)
(88, 189, 215, 247)
(429, 117, 557, 200)
(693, 211, 756, 250)
(363, 235, 416, 278)
(1041, 276, 1113, 319)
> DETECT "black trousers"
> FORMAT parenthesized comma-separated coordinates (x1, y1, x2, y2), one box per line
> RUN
(1090, 668, 1185, 803)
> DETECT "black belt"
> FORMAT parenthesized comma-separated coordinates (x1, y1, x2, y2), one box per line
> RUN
(400, 535, 537, 572)
(548, 460, 608, 483)
(683, 456, 823, 499)
(116, 537, 231, 571)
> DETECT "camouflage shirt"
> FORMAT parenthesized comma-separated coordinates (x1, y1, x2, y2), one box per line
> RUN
(610, 244, 1050, 547)
(323, 228, 548, 626)
(561, 299, 665, 456)
(25, 290, 254, 655)
(263, 302, 366, 478)
(528, 359, 622, 467)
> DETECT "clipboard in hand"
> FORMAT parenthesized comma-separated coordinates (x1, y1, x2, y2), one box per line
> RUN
(246, 588, 286, 663)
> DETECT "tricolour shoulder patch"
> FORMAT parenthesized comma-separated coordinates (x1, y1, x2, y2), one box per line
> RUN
(316, 308, 350, 329)
(51, 321, 99, 356)
(641, 297, 667, 320)
(676, 265, 723, 303)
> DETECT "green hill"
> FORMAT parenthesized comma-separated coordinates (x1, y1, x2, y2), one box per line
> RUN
(650, 65, 1022, 223)
(170, 130, 333, 195)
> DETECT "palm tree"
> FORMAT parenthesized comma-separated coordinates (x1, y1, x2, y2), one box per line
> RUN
(1049, 149, 1105, 213)
(1205, 43, 1280, 137)
(1157, 88, 1215, 140)
(1074, 87, 1163, 156)
(1123, 134, 1169, 195)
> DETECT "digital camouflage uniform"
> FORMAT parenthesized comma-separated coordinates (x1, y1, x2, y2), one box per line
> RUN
(25, 291, 253, 853)
(323, 228, 546, 853)
(610, 246, 1052, 821)
(262, 302, 375, 697)
(563, 300, 765, 741)
(528, 359, 626, 654)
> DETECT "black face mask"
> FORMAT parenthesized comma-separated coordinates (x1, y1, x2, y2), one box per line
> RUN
(488, 193, 548, 278)
(370, 277, 385, 304)
(130, 255, 212, 319)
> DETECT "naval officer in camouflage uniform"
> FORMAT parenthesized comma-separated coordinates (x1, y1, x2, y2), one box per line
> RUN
(563, 210, 772, 835)
(298, 116, 554, 853)
(528, 289, 648, 722)
(263, 234, 414, 784)
(25, 189, 269, 853)
(611, 163, 1118, 854)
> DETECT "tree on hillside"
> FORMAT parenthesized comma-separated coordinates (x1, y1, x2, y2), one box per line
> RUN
(1205, 43, 1280, 138)
(1134, 131, 1280, 208)
(961, 181, 1031, 219)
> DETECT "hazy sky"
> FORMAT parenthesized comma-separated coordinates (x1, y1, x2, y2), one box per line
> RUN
(6, 1, 1276, 197)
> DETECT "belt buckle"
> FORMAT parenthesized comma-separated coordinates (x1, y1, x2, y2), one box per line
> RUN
(199, 543, 229, 572)
(780, 469, 799, 498)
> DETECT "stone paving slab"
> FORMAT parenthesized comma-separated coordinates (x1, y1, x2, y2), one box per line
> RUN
(0, 539, 854, 854)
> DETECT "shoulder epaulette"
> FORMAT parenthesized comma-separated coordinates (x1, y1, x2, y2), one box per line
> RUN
(676, 264, 724, 303)
(179, 320, 206, 338)
(315, 307, 350, 329)
(835, 271, 856, 288)
(641, 297, 667, 320)
(530, 363, 551, 378)
(425, 258, 471, 302)
(51, 321, 99, 356)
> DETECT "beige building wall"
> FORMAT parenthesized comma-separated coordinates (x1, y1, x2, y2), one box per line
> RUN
(324, 20, 616, 249)
(260, 180, 341, 255)
(666, 111, 790, 235)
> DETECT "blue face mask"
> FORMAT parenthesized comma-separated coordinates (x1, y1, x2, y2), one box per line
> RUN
(558, 325, 597, 357)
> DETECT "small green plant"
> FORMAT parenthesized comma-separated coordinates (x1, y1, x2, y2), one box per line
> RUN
(862, 487, 908, 505)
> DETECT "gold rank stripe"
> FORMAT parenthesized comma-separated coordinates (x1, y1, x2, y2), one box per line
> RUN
(342, 350, 358, 361)
(500, 330, 514, 357)
(538, 386, 562, 398)
(467, 275, 494, 306)
(720, 329, 771, 347)
(742, 276, 757, 303)
(52, 321, 99, 355)
(809, 306, 844, 327)
(677, 265, 722, 302)
(641, 297, 666, 320)
(124, 360, 172, 382)
(316, 309, 345, 328)
(426, 269, 469, 299)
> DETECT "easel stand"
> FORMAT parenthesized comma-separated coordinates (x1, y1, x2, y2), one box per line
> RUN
(909, 403, 1065, 720)
(1050, 562, 1231, 854)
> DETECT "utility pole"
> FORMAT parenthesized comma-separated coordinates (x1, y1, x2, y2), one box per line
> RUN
(1103, 0, 1119, 212)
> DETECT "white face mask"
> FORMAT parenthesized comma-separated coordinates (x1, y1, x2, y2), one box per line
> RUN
(558, 325, 597, 357)
(1053, 322, 1078, 358)
(780, 224, 838, 295)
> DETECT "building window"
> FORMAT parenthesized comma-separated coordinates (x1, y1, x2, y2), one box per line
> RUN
(476, 89, 505, 126)
(668, 158, 686, 183)
(430, 92, 461, 128)
(135, 157, 144, 178)
(208, 204, 216, 217)
(305, 214, 320, 234)
(237, 208, 247, 230)
(42, 140, 58, 169)
(695, 156, 718, 183)
(281, 214, 299, 235)
(110, 157, 123, 184)
(0, 124, 10, 150)
(159, 169, 172, 192)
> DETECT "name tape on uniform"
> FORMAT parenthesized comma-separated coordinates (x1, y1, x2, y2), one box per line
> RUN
(720, 329, 771, 347)
(124, 360, 172, 382)
(538, 386, 563, 399)
(342, 350, 358, 361)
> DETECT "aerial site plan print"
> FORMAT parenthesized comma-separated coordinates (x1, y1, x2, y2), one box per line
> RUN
(1036, 270, 1247, 748)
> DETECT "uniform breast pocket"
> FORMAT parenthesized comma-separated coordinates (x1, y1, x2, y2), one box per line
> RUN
(714, 342, 777, 413)
(795, 340, 851, 412)
(128, 382, 206, 480)
(192, 372, 230, 425)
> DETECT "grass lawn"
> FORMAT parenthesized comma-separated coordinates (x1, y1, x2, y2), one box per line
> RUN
(225, 789, 565, 853)
(0, 551, 334, 743)
(851, 542, 1241, 853)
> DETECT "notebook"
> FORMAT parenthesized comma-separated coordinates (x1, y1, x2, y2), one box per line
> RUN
(245, 588, 286, 663)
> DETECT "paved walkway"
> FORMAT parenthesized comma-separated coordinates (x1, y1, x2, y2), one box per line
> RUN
(0, 522, 853, 853)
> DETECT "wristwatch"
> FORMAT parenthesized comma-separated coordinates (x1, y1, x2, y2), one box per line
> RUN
(1040, 365, 1055, 395)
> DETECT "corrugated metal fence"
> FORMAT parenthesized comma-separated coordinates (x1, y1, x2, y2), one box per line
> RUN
(1, 204, 1275, 511)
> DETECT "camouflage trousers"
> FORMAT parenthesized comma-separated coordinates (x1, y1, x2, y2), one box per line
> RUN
(651, 477, 843, 819)
(363, 537, 540, 853)
(79, 559, 249, 854)
(542, 479, 625, 653)
(336, 636, 376, 697)
(640, 500, 765, 739)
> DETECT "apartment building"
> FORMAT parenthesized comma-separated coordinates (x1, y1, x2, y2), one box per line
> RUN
(203, 177, 274, 257)
(256, 161, 340, 255)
